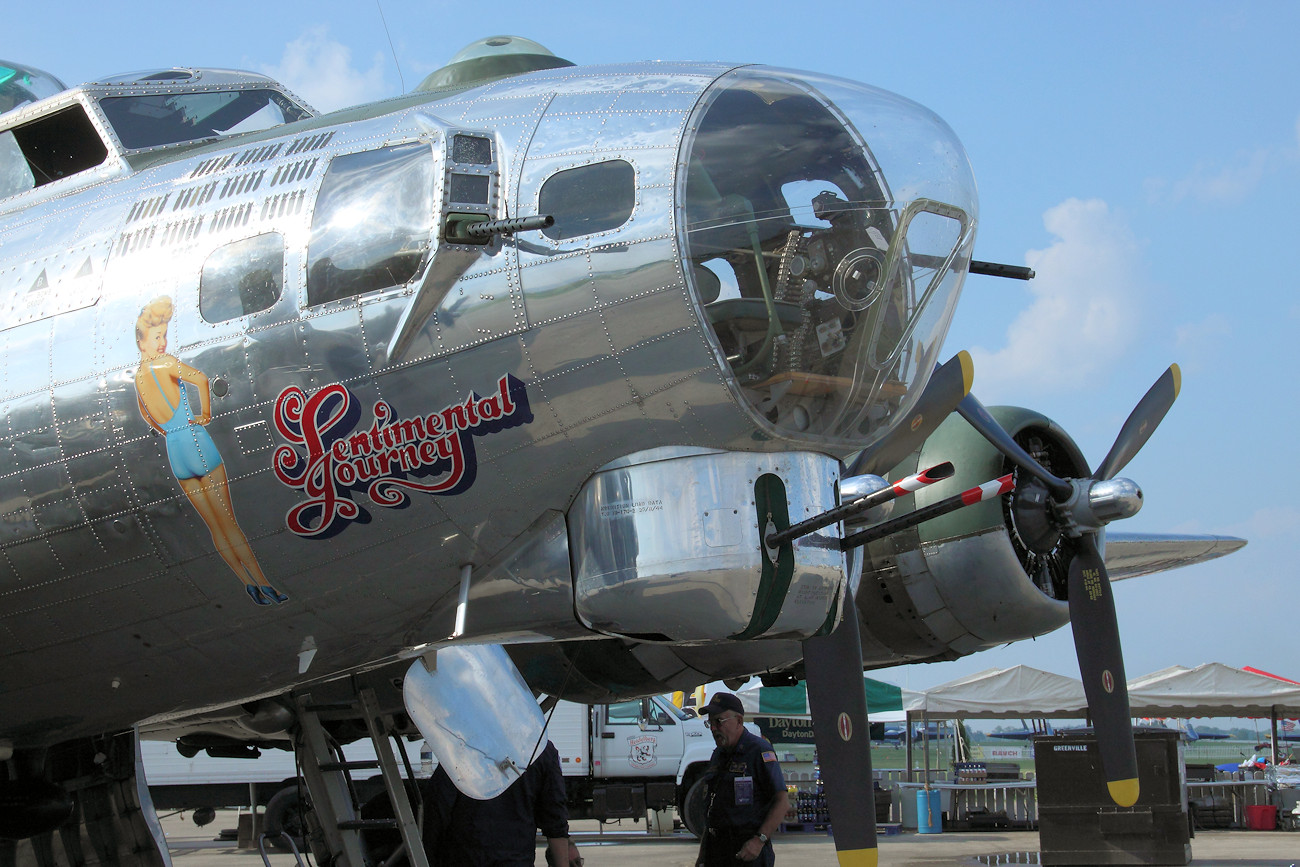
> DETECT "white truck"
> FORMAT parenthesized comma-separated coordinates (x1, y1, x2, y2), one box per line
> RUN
(141, 695, 721, 842)
(542, 694, 718, 835)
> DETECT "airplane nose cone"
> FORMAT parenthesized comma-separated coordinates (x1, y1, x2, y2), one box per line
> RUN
(678, 66, 978, 452)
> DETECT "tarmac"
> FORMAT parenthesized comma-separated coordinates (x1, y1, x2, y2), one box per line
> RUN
(159, 812, 1300, 866)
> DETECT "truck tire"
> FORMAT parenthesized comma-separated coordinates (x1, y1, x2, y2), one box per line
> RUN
(262, 786, 308, 853)
(680, 777, 709, 838)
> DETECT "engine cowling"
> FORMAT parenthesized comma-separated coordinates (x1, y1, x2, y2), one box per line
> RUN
(853, 406, 1092, 668)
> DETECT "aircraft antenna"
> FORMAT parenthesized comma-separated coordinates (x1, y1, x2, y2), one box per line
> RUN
(375, 0, 405, 92)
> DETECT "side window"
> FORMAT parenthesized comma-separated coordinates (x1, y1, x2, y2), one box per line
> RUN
(605, 700, 642, 726)
(0, 130, 35, 198)
(539, 160, 634, 241)
(307, 143, 435, 307)
(200, 233, 284, 322)
(0, 104, 109, 196)
(649, 704, 675, 726)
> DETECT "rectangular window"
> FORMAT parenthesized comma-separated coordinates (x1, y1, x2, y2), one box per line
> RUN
(1, 104, 109, 194)
(540, 160, 635, 241)
(200, 233, 284, 322)
(307, 143, 435, 307)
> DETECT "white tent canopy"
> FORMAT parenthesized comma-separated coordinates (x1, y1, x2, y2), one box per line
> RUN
(914, 665, 1088, 719)
(1127, 662, 1300, 717)
(908, 662, 1300, 720)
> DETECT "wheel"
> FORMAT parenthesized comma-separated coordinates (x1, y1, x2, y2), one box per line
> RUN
(262, 786, 309, 853)
(680, 777, 709, 838)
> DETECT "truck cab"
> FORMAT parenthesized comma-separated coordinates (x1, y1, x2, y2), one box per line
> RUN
(545, 695, 716, 830)
(593, 696, 704, 779)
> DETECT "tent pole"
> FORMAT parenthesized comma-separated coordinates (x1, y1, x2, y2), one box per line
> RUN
(1271, 706, 1280, 767)
(922, 711, 931, 784)
(906, 711, 914, 782)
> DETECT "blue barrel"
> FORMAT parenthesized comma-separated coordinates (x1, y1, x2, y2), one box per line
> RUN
(916, 788, 942, 834)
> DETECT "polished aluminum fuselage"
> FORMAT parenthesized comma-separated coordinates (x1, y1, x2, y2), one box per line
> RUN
(0, 62, 865, 746)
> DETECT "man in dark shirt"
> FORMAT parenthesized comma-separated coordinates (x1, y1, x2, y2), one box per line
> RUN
(424, 740, 577, 866)
(696, 692, 789, 866)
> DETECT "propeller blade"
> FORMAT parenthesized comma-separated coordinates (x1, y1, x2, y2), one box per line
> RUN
(1093, 364, 1181, 481)
(956, 392, 1073, 500)
(1067, 533, 1139, 807)
(849, 350, 974, 477)
(803, 595, 878, 867)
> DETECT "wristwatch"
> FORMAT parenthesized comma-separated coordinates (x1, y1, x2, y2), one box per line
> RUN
(756, 833, 770, 844)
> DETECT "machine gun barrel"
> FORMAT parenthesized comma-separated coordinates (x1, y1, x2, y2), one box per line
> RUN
(840, 474, 1014, 550)
(465, 215, 555, 238)
(764, 462, 954, 549)
(970, 260, 1036, 280)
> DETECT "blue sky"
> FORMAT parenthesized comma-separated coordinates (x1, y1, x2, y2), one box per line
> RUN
(9, 1, 1299, 699)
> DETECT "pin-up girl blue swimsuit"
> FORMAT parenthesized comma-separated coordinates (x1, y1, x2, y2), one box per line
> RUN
(149, 369, 287, 606)
(152, 368, 224, 478)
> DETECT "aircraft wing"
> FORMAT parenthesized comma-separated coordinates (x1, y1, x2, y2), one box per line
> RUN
(1104, 532, 1246, 581)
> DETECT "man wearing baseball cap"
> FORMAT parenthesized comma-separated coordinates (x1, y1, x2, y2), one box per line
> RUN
(695, 692, 789, 865)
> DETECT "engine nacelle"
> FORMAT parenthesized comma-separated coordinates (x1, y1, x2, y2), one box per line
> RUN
(568, 448, 845, 643)
(854, 406, 1091, 667)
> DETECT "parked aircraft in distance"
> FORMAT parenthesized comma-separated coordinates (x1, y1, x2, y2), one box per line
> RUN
(0, 38, 1243, 867)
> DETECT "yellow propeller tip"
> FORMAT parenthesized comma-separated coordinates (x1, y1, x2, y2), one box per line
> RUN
(836, 849, 879, 867)
(1108, 778, 1140, 807)
(955, 350, 974, 396)
(1169, 363, 1181, 397)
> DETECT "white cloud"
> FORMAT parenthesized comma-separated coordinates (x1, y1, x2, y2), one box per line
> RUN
(258, 27, 392, 113)
(1228, 506, 1300, 540)
(1146, 115, 1300, 207)
(1174, 314, 1230, 348)
(1163, 150, 1273, 206)
(967, 198, 1144, 400)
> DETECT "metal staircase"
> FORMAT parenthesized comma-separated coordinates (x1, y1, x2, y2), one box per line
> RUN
(284, 688, 431, 867)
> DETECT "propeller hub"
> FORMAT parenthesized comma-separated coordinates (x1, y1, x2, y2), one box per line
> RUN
(1058, 477, 1143, 535)
(1086, 477, 1144, 524)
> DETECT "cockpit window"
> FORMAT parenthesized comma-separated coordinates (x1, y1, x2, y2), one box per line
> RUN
(98, 89, 313, 150)
(306, 143, 435, 307)
(539, 160, 635, 241)
(200, 233, 284, 322)
(0, 104, 109, 197)
(679, 68, 976, 449)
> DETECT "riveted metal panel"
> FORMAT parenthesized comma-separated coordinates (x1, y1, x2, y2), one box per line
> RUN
(570, 450, 842, 642)
(430, 254, 524, 356)
(618, 328, 718, 405)
(5, 323, 54, 409)
(298, 305, 367, 389)
(601, 286, 694, 354)
(246, 319, 309, 407)
(517, 252, 594, 326)
(51, 379, 109, 458)
(590, 236, 680, 307)
(65, 452, 130, 521)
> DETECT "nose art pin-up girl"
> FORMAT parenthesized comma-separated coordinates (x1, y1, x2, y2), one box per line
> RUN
(134, 296, 287, 605)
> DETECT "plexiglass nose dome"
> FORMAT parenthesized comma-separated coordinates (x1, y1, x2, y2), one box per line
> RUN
(678, 67, 978, 450)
